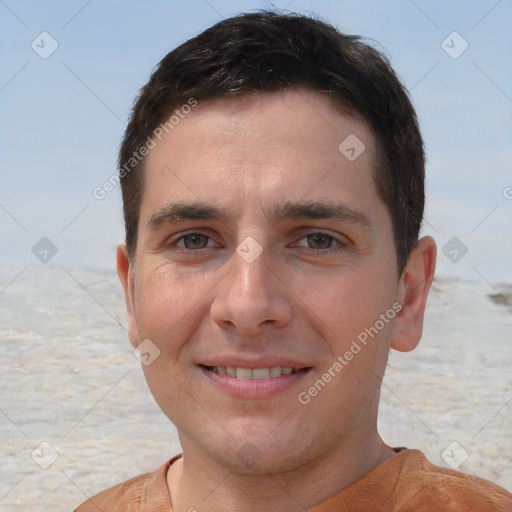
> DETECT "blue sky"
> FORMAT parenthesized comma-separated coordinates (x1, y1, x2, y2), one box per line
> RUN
(1, 0, 511, 284)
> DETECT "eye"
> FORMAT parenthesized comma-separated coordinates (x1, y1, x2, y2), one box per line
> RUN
(176, 233, 212, 249)
(296, 233, 338, 250)
(306, 233, 335, 249)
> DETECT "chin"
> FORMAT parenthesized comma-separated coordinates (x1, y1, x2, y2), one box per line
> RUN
(210, 445, 314, 476)
(187, 421, 327, 476)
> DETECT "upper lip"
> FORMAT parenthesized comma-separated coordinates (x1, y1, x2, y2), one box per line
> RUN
(199, 356, 311, 369)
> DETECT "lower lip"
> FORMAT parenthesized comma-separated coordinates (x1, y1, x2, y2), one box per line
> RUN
(198, 366, 312, 399)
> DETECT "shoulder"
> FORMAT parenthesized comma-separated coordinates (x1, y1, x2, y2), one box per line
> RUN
(396, 449, 512, 511)
(74, 471, 151, 511)
(73, 456, 179, 512)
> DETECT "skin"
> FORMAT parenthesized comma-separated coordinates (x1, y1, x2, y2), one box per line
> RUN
(117, 88, 436, 512)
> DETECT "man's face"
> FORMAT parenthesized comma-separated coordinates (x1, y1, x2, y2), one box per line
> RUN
(120, 89, 405, 473)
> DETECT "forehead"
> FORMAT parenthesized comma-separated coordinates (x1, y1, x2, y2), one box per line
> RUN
(141, 89, 381, 222)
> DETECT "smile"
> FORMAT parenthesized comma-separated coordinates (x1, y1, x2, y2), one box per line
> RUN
(199, 364, 311, 398)
(203, 365, 303, 379)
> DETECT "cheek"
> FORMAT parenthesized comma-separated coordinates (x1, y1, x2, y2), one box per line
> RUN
(133, 264, 213, 358)
(292, 267, 397, 345)
(141, 356, 197, 429)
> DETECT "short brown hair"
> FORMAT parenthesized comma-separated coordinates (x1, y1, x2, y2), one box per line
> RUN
(119, 11, 425, 272)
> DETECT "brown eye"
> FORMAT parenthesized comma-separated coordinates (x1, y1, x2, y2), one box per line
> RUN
(179, 234, 210, 249)
(306, 233, 335, 249)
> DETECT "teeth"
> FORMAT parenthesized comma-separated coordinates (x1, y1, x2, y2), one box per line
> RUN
(269, 366, 282, 377)
(236, 367, 253, 379)
(209, 366, 301, 379)
(252, 368, 270, 379)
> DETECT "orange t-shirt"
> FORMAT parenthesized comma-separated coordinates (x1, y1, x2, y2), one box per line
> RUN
(74, 448, 512, 511)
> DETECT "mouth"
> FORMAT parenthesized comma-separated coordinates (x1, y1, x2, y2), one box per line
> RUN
(201, 365, 306, 379)
(198, 364, 312, 399)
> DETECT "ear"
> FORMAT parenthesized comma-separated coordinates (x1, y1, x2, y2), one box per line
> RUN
(391, 236, 437, 352)
(117, 244, 139, 348)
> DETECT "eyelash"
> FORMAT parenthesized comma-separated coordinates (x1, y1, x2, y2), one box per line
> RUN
(293, 233, 346, 252)
(174, 233, 216, 250)
(167, 231, 348, 254)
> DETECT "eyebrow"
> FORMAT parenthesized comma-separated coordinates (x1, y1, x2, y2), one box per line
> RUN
(147, 203, 231, 230)
(147, 200, 372, 231)
(268, 200, 372, 229)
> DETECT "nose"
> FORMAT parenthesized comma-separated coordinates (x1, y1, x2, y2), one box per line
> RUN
(210, 247, 294, 335)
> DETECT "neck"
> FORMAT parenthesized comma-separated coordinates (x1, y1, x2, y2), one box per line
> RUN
(167, 430, 395, 512)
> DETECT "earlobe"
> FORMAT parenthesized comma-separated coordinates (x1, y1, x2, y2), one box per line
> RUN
(390, 236, 437, 352)
(116, 244, 139, 348)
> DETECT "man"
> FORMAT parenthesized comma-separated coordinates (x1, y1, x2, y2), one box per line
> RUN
(76, 11, 512, 512)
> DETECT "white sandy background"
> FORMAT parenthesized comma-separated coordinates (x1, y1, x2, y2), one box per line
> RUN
(0, 262, 510, 511)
